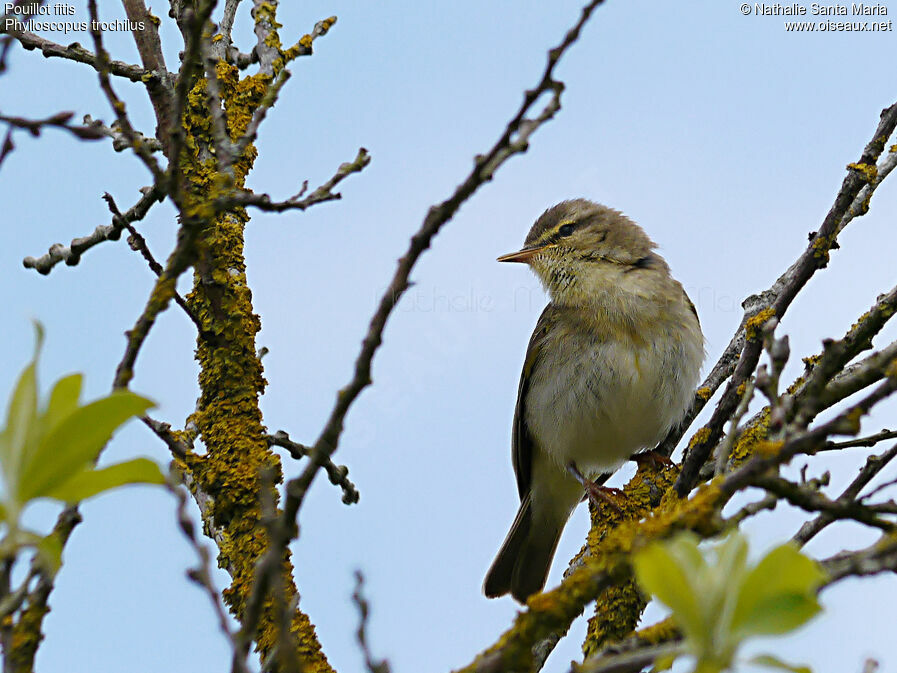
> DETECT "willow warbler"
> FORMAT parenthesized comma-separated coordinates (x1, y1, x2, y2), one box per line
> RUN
(483, 199, 704, 602)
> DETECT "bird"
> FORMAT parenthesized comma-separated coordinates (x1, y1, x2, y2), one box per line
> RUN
(483, 199, 704, 602)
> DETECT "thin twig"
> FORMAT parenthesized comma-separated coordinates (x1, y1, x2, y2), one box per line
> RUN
(169, 479, 248, 673)
(224, 148, 370, 212)
(141, 415, 192, 460)
(822, 429, 897, 451)
(753, 474, 896, 534)
(0, 28, 155, 81)
(22, 187, 164, 274)
(267, 431, 358, 505)
(673, 101, 897, 495)
(81, 114, 164, 153)
(99, 191, 206, 335)
(86, 0, 165, 184)
(352, 571, 391, 673)
(793, 444, 897, 545)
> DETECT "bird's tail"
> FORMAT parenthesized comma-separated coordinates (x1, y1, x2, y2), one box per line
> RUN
(483, 493, 563, 602)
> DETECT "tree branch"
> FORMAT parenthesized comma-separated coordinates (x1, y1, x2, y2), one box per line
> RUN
(22, 187, 164, 273)
(675, 101, 897, 495)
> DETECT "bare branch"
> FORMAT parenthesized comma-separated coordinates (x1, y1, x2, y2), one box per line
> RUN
(22, 187, 163, 274)
(251, 0, 280, 75)
(0, 28, 154, 81)
(753, 473, 896, 534)
(226, 147, 370, 212)
(141, 415, 192, 459)
(267, 431, 358, 505)
(352, 571, 391, 673)
(578, 642, 685, 673)
(121, 0, 174, 152)
(86, 0, 165, 183)
(0, 110, 105, 168)
(793, 444, 897, 545)
(821, 533, 897, 581)
(821, 428, 897, 452)
(81, 114, 164, 153)
(220, 0, 241, 42)
(200, 33, 232, 163)
(100, 191, 205, 335)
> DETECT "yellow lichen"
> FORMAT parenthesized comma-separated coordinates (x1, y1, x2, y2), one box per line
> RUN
(696, 386, 712, 401)
(847, 161, 878, 182)
(457, 474, 725, 673)
(802, 353, 821, 368)
(688, 426, 712, 449)
(745, 307, 776, 341)
(583, 460, 678, 655)
(731, 408, 770, 465)
(634, 616, 680, 645)
(812, 234, 834, 263)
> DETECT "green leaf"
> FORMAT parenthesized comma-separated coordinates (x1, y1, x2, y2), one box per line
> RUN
(42, 373, 83, 434)
(713, 532, 749, 583)
(734, 593, 821, 637)
(731, 543, 826, 638)
(633, 542, 707, 645)
(666, 532, 709, 578)
(0, 359, 39, 491)
(704, 533, 749, 642)
(18, 391, 154, 501)
(748, 654, 813, 673)
(43, 458, 165, 503)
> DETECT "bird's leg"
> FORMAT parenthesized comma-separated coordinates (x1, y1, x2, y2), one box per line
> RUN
(566, 461, 624, 513)
(630, 449, 674, 469)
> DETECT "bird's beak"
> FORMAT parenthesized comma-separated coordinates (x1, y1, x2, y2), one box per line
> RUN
(497, 245, 546, 264)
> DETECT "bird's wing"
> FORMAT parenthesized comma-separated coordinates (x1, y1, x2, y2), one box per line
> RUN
(512, 304, 555, 500)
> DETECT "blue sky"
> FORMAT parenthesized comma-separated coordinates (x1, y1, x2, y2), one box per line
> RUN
(2, 1, 897, 672)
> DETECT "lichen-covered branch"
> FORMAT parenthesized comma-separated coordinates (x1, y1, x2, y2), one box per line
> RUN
(672, 101, 897, 493)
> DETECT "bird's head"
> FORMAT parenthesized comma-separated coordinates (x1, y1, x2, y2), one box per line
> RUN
(498, 199, 663, 305)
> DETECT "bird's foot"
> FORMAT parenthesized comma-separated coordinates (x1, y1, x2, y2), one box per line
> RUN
(566, 461, 624, 513)
(631, 449, 674, 469)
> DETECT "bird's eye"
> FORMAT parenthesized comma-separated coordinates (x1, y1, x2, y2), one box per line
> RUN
(558, 223, 575, 237)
